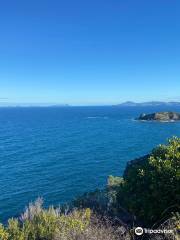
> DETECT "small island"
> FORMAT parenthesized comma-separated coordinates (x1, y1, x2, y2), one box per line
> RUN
(137, 111, 180, 122)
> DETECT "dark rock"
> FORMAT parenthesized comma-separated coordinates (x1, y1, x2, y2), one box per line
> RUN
(137, 112, 180, 121)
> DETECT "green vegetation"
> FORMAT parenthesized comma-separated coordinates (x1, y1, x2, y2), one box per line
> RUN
(0, 137, 179, 239)
(0, 199, 126, 240)
(0, 198, 91, 240)
(116, 137, 180, 224)
(76, 137, 180, 226)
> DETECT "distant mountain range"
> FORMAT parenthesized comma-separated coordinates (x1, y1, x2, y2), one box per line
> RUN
(116, 101, 180, 107)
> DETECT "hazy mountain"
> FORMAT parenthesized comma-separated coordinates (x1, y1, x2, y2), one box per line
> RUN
(116, 101, 180, 107)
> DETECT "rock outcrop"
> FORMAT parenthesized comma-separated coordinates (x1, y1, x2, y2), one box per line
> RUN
(137, 112, 180, 121)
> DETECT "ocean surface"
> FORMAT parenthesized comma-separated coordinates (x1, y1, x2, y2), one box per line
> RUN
(0, 106, 180, 222)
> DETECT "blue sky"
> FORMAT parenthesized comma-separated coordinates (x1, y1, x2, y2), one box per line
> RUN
(0, 0, 179, 105)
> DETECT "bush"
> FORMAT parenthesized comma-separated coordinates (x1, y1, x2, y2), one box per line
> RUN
(0, 199, 129, 240)
(117, 137, 180, 224)
(0, 198, 91, 240)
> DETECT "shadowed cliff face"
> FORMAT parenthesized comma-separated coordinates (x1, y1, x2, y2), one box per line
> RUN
(138, 112, 180, 121)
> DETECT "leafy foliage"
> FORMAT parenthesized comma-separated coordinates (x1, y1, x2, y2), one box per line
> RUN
(117, 137, 180, 224)
(0, 199, 128, 240)
(0, 198, 91, 240)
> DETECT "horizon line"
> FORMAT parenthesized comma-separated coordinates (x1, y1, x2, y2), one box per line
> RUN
(0, 100, 180, 108)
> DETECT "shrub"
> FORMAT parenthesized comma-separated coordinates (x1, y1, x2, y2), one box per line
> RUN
(0, 198, 91, 240)
(117, 137, 180, 224)
(0, 199, 129, 240)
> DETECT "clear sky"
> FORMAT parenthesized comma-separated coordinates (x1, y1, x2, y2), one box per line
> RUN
(0, 0, 179, 105)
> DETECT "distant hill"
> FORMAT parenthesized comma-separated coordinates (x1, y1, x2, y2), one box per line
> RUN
(116, 101, 180, 107)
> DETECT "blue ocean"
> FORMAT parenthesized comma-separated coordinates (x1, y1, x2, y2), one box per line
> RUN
(0, 106, 180, 222)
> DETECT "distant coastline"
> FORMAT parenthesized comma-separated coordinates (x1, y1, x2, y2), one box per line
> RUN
(115, 101, 180, 107)
(0, 103, 70, 108)
(1, 101, 180, 107)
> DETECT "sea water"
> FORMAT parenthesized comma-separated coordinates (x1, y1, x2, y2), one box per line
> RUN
(0, 106, 180, 222)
